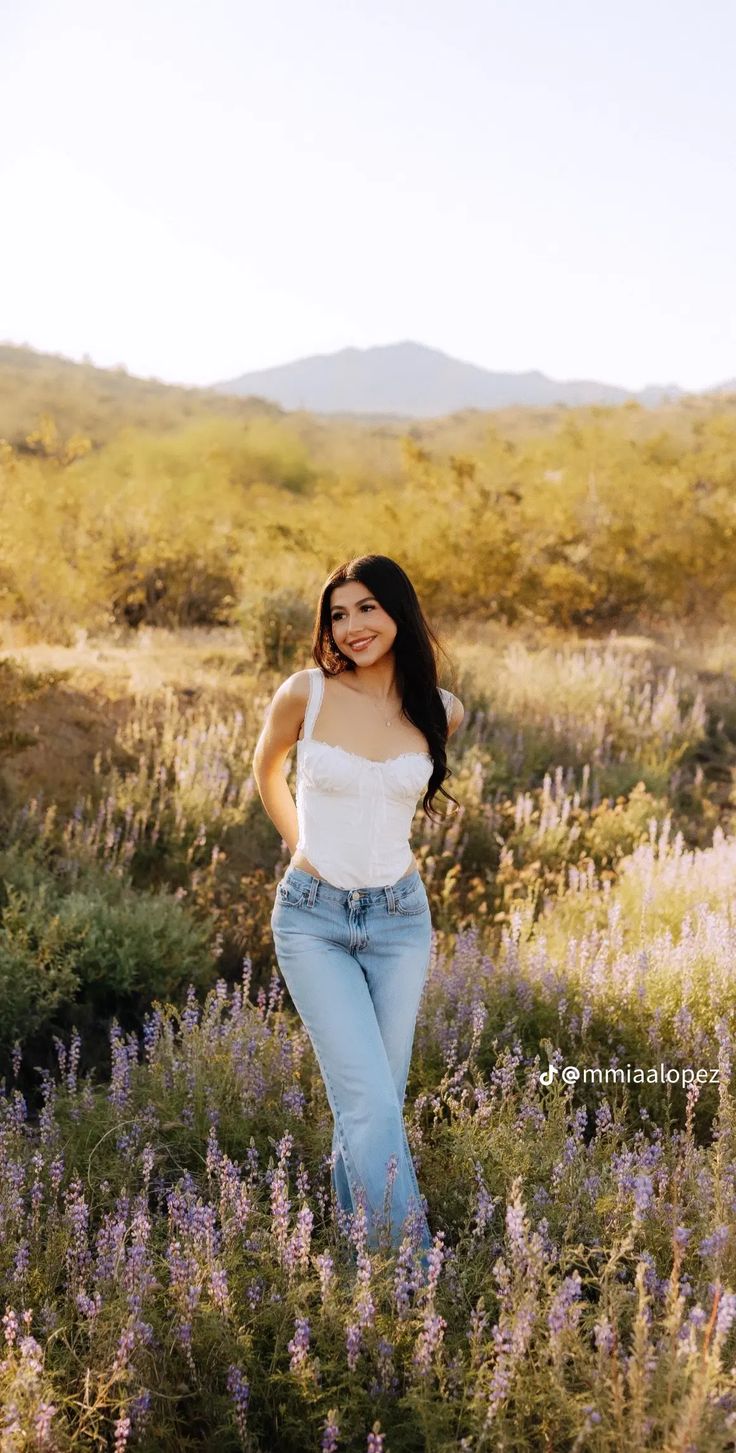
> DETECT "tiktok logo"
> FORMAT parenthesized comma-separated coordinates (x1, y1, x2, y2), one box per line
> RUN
(539, 1062, 558, 1085)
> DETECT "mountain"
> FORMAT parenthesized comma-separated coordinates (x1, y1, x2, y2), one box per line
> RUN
(210, 340, 703, 418)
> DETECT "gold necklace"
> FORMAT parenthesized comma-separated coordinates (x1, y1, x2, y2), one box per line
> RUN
(340, 660, 402, 726)
(352, 686, 402, 727)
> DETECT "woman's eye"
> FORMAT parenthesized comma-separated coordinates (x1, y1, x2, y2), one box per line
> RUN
(332, 605, 375, 620)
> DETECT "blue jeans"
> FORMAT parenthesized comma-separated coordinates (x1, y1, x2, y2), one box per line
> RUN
(270, 865, 433, 1260)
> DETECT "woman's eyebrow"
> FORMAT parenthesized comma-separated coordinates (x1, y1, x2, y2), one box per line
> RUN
(330, 596, 375, 613)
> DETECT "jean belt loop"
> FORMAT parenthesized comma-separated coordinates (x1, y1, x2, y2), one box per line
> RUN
(385, 882, 396, 914)
(307, 875, 319, 908)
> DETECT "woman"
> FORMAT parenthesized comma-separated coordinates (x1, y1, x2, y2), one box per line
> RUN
(252, 554, 464, 1272)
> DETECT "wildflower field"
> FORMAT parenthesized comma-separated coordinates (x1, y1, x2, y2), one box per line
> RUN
(2, 368, 736, 1449)
(2, 615, 736, 1453)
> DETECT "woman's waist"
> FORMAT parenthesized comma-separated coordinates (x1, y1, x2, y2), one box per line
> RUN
(286, 853, 422, 900)
(290, 847, 418, 888)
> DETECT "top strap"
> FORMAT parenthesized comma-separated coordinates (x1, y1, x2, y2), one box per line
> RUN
(302, 668, 325, 741)
(303, 669, 450, 738)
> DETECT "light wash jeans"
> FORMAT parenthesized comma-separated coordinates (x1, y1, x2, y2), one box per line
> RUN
(270, 864, 433, 1263)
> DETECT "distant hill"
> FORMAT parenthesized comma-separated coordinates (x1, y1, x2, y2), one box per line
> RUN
(211, 339, 714, 417)
(0, 343, 281, 448)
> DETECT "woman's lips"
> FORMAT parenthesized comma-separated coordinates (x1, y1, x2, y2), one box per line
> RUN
(350, 636, 375, 651)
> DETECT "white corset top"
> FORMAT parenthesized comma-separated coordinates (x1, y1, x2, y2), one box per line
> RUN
(294, 668, 453, 890)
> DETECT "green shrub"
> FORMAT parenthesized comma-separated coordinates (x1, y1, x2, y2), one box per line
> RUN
(246, 587, 314, 671)
(0, 840, 215, 1062)
(107, 545, 238, 629)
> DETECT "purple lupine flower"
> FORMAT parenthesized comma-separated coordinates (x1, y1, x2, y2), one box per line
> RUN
(112, 1325, 137, 1374)
(467, 1301, 489, 1353)
(129, 1388, 152, 1434)
(547, 1271, 583, 1340)
(76, 1289, 103, 1320)
(166, 1240, 201, 1357)
(8, 1088, 29, 1131)
(12, 1241, 29, 1283)
(509, 1296, 536, 1360)
(108, 1023, 134, 1111)
(269, 1139, 292, 1262)
(632, 1172, 654, 1223)
(64, 1176, 93, 1282)
(181, 983, 201, 1033)
(287, 1202, 314, 1275)
(716, 1290, 736, 1339)
(505, 1201, 527, 1261)
(595, 1101, 613, 1135)
(375, 1335, 397, 1396)
(246, 1278, 264, 1308)
(485, 1326, 514, 1418)
(33, 1399, 57, 1445)
(699, 1225, 730, 1259)
(366, 1427, 385, 1453)
(314, 1252, 335, 1304)
(113, 1414, 131, 1452)
(379, 1150, 399, 1228)
(283, 1082, 306, 1117)
(322, 1409, 340, 1451)
(593, 1316, 615, 1354)
(142, 1007, 162, 1062)
(205, 1125, 222, 1181)
(346, 1321, 362, 1371)
(350, 1193, 369, 1259)
(287, 1316, 311, 1373)
(413, 1310, 448, 1377)
(141, 1143, 155, 1185)
(227, 1365, 250, 1443)
(210, 1263, 230, 1314)
(393, 1238, 421, 1317)
(66, 1028, 81, 1096)
(571, 1105, 588, 1141)
(424, 1231, 446, 1296)
(678, 1303, 708, 1355)
(3, 1305, 19, 1346)
(29, 1152, 45, 1216)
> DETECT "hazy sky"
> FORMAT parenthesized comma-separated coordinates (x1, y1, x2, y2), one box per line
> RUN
(2, 0, 734, 392)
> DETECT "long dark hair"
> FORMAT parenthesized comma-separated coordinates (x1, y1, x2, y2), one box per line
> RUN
(311, 554, 460, 821)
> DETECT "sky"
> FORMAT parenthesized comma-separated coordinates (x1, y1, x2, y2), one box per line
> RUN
(1, 0, 735, 394)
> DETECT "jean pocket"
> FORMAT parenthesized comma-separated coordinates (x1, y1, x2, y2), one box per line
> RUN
(395, 880, 429, 916)
(275, 877, 307, 909)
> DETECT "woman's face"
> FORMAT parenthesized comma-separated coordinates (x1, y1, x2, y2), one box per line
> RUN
(328, 580, 398, 666)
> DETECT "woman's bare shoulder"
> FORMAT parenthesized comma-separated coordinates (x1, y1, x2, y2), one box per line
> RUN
(279, 669, 313, 706)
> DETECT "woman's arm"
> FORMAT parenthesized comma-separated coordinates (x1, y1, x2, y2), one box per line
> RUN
(252, 672, 310, 856)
